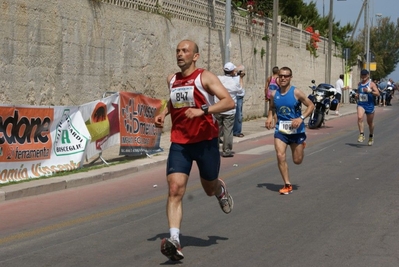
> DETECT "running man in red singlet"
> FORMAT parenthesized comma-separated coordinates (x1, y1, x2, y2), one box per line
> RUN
(155, 40, 235, 262)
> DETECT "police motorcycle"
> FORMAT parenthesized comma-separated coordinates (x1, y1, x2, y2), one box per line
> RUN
(349, 88, 358, 104)
(307, 80, 338, 129)
(386, 84, 394, 105)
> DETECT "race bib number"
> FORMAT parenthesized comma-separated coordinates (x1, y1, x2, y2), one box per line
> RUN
(278, 121, 297, 134)
(171, 86, 195, 108)
(359, 93, 368, 102)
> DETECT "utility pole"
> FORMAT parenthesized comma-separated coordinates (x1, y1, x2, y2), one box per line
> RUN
(271, 0, 278, 69)
(365, 0, 370, 72)
(224, 0, 231, 64)
(327, 0, 333, 84)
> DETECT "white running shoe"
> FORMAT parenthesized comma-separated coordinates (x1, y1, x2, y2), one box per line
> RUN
(216, 179, 234, 214)
(161, 238, 184, 261)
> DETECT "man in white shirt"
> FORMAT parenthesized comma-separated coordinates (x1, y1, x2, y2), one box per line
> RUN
(335, 74, 348, 115)
(215, 62, 244, 157)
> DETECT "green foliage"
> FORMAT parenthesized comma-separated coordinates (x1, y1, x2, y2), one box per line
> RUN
(280, 0, 306, 19)
(231, 0, 354, 63)
(262, 35, 270, 41)
(306, 42, 318, 58)
(367, 17, 399, 79)
(342, 40, 363, 69)
(232, 0, 272, 17)
(260, 47, 266, 59)
(230, 0, 399, 76)
(353, 17, 399, 79)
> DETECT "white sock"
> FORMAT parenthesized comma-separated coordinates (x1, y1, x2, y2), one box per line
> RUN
(218, 185, 225, 198)
(170, 228, 180, 243)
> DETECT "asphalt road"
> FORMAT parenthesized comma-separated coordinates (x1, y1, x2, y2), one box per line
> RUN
(0, 105, 398, 267)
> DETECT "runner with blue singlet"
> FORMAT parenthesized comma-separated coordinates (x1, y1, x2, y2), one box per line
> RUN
(356, 69, 380, 146)
(265, 67, 315, 195)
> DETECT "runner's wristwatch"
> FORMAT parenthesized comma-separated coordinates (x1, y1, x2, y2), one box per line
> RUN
(300, 115, 305, 120)
(201, 104, 209, 115)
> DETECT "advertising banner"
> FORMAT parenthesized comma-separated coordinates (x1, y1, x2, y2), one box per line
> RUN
(0, 92, 165, 184)
(119, 92, 163, 156)
(0, 106, 91, 183)
(80, 93, 120, 160)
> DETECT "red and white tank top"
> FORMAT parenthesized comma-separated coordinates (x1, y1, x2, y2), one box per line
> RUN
(169, 68, 218, 144)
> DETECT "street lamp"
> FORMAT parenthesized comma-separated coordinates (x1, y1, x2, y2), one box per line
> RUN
(375, 13, 382, 28)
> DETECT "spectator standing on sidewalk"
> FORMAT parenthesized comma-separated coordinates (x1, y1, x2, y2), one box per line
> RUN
(155, 39, 234, 262)
(265, 67, 315, 195)
(356, 69, 380, 146)
(215, 62, 244, 157)
(377, 79, 387, 106)
(233, 64, 246, 138)
(334, 74, 348, 115)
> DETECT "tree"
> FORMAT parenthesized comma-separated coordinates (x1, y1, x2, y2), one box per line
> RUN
(230, 0, 356, 67)
(231, 0, 353, 44)
(364, 17, 399, 79)
(231, 0, 272, 17)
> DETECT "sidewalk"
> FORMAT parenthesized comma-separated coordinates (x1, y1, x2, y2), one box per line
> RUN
(0, 103, 358, 202)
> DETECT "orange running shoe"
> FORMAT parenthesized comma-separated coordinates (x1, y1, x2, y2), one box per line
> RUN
(279, 184, 293, 195)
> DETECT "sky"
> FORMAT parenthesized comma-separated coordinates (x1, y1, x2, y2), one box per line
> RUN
(303, 0, 399, 81)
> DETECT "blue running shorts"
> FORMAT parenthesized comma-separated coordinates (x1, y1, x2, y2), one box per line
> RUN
(167, 138, 220, 181)
(358, 103, 375, 114)
(274, 132, 307, 145)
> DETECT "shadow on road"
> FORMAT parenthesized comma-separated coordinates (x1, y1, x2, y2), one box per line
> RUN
(345, 143, 369, 148)
(149, 233, 229, 265)
(148, 233, 228, 248)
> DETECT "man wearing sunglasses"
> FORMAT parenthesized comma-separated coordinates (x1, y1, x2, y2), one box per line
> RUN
(265, 67, 315, 195)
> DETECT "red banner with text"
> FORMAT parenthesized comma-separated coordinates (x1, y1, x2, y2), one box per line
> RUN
(119, 92, 163, 156)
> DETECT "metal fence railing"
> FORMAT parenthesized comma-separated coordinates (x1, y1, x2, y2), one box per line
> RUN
(99, 0, 337, 55)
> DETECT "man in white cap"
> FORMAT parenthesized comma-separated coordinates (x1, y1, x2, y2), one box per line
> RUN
(214, 62, 244, 157)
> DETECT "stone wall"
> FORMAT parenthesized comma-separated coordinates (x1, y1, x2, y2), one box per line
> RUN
(0, 0, 346, 125)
